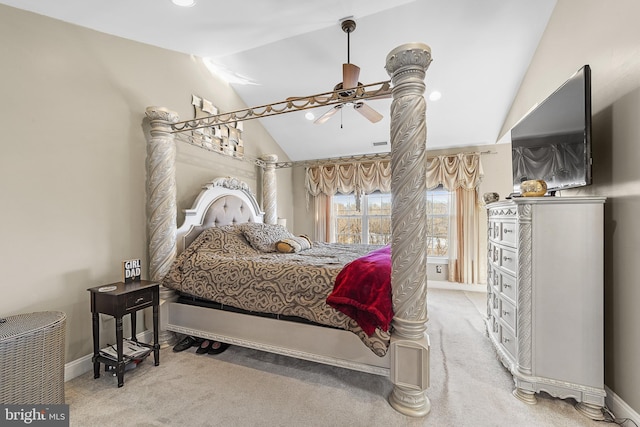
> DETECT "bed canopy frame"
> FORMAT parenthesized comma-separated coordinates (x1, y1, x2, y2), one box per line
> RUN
(145, 43, 432, 417)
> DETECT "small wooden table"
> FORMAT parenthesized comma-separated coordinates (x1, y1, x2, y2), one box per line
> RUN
(88, 280, 160, 387)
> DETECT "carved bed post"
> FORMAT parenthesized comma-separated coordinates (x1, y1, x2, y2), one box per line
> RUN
(145, 106, 180, 346)
(385, 43, 433, 417)
(261, 154, 278, 225)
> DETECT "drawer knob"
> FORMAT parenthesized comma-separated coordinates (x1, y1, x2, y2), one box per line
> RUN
(504, 229, 513, 234)
(503, 283, 511, 289)
(503, 256, 512, 262)
(135, 297, 144, 304)
(502, 310, 509, 316)
(503, 337, 510, 343)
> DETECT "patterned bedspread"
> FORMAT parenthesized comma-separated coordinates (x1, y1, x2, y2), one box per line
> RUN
(162, 225, 390, 356)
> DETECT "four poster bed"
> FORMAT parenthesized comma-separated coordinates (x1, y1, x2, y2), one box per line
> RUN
(145, 43, 433, 417)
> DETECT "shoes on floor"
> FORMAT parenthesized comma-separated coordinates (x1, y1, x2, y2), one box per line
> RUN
(173, 335, 200, 352)
(196, 340, 213, 354)
(208, 341, 230, 355)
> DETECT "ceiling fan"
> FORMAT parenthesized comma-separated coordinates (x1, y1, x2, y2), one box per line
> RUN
(314, 19, 384, 126)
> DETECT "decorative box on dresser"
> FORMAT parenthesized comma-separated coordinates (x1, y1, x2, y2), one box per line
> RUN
(485, 196, 606, 420)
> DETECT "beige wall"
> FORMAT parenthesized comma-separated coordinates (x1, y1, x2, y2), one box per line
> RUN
(0, 5, 292, 362)
(501, 0, 640, 414)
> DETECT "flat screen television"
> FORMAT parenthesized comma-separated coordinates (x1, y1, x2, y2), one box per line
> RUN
(511, 65, 592, 196)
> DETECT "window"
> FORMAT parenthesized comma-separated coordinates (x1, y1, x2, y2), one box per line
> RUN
(426, 187, 451, 257)
(331, 189, 450, 255)
(332, 192, 392, 244)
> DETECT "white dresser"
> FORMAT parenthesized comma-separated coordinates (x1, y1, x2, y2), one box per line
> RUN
(486, 196, 606, 420)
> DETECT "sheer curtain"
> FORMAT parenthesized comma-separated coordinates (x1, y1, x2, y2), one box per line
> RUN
(425, 153, 483, 284)
(447, 187, 480, 284)
(305, 153, 483, 282)
(313, 193, 331, 242)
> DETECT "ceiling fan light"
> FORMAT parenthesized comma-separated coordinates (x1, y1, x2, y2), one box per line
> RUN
(429, 90, 442, 101)
(172, 0, 196, 6)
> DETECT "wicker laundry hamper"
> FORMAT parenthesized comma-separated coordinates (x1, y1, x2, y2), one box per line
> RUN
(0, 311, 66, 404)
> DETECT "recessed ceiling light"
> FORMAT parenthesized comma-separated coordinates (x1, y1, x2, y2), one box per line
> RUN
(429, 91, 442, 101)
(305, 112, 315, 121)
(172, 0, 196, 7)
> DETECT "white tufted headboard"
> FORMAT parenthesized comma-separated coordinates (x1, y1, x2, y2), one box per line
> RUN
(176, 177, 264, 253)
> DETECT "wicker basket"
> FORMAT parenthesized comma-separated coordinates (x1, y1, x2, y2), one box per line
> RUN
(0, 311, 66, 404)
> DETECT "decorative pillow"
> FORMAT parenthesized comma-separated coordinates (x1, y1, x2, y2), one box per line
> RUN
(276, 235, 312, 253)
(239, 223, 295, 252)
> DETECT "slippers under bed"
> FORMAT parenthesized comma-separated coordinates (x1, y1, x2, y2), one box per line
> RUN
(195, 339, 230, 355)
(172, 335, 201, 352)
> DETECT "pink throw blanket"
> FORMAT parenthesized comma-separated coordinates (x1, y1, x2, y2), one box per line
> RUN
(326, 245, 393, 336)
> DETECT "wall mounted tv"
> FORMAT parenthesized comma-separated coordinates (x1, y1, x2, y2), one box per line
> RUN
(511, 65, 592, 196)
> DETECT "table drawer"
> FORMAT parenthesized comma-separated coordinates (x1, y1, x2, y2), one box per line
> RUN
(126, 290, 154, 311)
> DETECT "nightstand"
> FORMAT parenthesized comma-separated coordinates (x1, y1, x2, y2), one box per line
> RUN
(88, 280, 159, 387)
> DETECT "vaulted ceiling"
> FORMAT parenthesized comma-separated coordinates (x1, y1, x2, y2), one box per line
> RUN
(0, 0, 557, 161)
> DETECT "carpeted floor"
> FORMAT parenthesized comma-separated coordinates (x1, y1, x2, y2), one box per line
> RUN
(65, 288, 605, 426)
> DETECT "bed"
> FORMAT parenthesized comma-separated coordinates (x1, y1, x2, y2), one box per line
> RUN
(144, 43, 432, 417)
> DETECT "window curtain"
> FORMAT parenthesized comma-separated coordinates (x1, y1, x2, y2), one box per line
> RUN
(426, 153, 483, 284)
(306, 152, 483, 283)
(313, 193, 331, 242)
(305, 160, 391, 210)
(447, 187, 481, 284)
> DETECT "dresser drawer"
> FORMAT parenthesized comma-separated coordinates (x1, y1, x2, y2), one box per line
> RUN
(500, 272, 517, 302)
(489, 243, 500, 267)
(489, 220, 500, 241)
(500, 221, 517, 246)
(500, 297, 517, 331)
(490, 292, 500, 312)
(487, 266, 500, 293)
(500, 324, 516, 360)
(488, 316, 500, 342)
(498, 246, 517, 275)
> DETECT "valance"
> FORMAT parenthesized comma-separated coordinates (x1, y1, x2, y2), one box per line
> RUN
(426, 152, 483, 191)
(305, 152, 483, 204)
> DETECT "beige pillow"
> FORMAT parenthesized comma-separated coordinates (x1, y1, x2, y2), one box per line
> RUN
(276, 235, 312, 253)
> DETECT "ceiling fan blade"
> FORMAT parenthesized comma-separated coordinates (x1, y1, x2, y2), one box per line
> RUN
(353, 102, 383, 123)
(343, 63, 360, 90)
(314, 105, 342, 124)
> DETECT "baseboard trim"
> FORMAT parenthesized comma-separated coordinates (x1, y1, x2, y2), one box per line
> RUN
(605, 385, 640, 425)
(428, 280, 486, 293)
(65, 330, 153, 382)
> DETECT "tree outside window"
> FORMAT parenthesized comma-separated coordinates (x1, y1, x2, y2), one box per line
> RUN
(426, 187, 450, 257)
(332, 192, 391, 244)
(332, 189, 450, 255)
